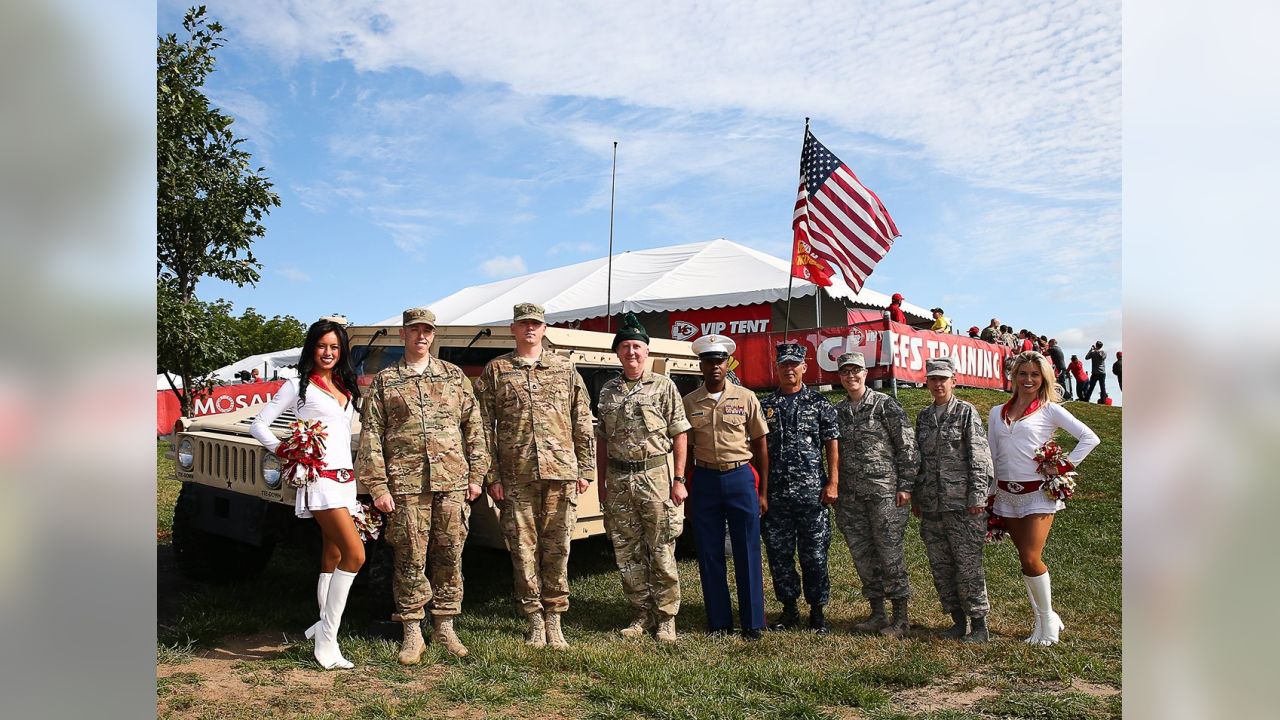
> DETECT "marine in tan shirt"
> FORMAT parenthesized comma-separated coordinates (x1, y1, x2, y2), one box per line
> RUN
(681, 334, 769, 638)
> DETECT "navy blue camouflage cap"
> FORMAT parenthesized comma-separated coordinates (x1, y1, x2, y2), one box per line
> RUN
(775, 342, 806, 364)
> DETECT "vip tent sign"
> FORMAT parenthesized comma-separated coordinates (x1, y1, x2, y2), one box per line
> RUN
(669, 305, 771, 342)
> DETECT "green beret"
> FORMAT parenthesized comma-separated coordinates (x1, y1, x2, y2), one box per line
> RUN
(612, 312, 649, 350)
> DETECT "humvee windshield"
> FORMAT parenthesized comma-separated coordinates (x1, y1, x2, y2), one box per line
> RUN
(352, 341, 700, 416)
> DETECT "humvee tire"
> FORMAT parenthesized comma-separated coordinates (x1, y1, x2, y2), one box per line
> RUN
(172, 483, 276, 582)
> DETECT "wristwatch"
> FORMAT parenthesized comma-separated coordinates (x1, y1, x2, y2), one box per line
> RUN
(673, 475, 687, 484)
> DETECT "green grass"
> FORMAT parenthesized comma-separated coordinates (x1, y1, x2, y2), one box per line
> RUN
(156, 388, 1122, 718)
(158, 440, 180, 543)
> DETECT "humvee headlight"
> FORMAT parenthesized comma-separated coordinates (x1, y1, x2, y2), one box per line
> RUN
(177, 438, 194, 470)
(262, 453, 282, 489)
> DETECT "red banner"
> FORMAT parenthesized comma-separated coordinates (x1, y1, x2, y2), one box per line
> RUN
(734, 321, 1012, 390)
(668, 304, 772, 343)
(156, 380, 286, 435)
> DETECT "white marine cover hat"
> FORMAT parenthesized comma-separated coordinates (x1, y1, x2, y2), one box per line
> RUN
(691, 333, 737, 357)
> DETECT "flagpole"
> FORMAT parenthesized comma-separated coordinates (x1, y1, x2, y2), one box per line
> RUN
(784, 118, 811, 342)
(606, 141, 618, 332)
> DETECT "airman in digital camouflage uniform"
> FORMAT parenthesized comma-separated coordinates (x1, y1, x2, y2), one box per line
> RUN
(914, 357, 994, 642)
(596, 313, 690, 643)
(833, 351, 920, 637)
(357, 307, 490, 664)
(474, 302, 596, 650)
(759, 342, 840, 634)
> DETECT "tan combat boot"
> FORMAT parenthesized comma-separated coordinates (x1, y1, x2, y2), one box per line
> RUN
(524, 612, 547, 649)
(432, 616, 469, 658)
(397, 620, 425, 665)
(619, 611, 654, 639)
(544, 612, 569, 650)
(655, 616, 678, 644)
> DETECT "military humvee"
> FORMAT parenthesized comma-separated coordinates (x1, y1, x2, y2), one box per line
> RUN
(167, 324, 702, 583)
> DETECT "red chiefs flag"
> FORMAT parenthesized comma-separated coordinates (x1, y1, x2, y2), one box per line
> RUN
(790, 234, 834, 286)
(792, 127, 901, 293)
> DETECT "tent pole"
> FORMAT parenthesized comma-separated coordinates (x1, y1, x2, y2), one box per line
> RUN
(815, 286, 822, 328)
(605, 141, 618, 332)
(783, 273, 794, 342)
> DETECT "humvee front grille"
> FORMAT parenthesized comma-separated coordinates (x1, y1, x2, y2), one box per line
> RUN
(196, 438, 262, 489)
(236, 407, 297, 431)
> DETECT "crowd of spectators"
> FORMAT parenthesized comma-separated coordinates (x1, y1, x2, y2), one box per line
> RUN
(893, 296, 1120, 403)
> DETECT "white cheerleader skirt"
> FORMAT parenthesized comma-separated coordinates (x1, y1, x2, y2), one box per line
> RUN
(992, 484, 1065, 519)
(295, 469, 359, 518)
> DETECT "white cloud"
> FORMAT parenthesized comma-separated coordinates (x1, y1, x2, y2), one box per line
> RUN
(215, 0, 1119, 200)
(278, 265, 310, 282)
(379, 221, 432, 257)
(207, 88, 276, 159)
(481, 254, 527, 278)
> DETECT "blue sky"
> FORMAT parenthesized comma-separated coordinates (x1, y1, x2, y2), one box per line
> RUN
(161, 0, 1120, 366)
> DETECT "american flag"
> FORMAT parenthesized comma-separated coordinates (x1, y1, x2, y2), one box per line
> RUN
(791, 129, 900, 293)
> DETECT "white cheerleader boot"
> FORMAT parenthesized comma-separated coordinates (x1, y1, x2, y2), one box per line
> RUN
(1025, 571, 1064, 646)
(314, 569, 356, 669)
(304, 572, 332, 640)
(1022, 574, 1043, 644)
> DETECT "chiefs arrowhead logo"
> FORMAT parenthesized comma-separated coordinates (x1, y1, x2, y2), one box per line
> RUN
(671, 320, 698, 341)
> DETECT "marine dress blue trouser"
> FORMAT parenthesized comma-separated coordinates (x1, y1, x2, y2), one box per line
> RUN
(688, 464, 766, 631)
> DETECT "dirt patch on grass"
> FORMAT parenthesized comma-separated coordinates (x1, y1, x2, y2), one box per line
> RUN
(157, 633, 448, 718)
(1072, 679, 1121, 698)
(892, 677, 999, 713)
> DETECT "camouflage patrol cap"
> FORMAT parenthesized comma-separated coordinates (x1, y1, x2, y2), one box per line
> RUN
(775, 342, 806, 364)
(926, 357, 956, 378)
(402, 307, 437, 327)
(837, 351, 866, 369)
(318, 314, 349, 326)
(513, 302, 546, 323)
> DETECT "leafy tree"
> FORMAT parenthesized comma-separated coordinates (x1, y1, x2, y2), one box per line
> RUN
(227, 307, 306, 358)
(157, 6, 280, 416)
(157, 282, 238, 409)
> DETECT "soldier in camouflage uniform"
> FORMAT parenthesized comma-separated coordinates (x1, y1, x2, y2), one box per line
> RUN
(914, 357, 994, 642)
(596, 313, 690, 643)
(759, 343, 840, 634)
(474, 302, 596, 650)
(833, 351, 920, 637)
(357, 307, 491, 664)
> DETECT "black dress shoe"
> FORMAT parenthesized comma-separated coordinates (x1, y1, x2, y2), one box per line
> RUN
(808, 605, 829, 634)
(769, 603, 800, 631)
(741, 627, 763, 641)
(706, 627, 735, 638)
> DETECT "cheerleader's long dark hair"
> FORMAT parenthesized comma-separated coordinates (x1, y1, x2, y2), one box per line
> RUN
(296, 319, 361, 408)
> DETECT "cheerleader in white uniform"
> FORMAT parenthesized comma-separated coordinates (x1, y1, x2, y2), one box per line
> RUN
(251, 318, 365, 669)
(988, 351, 1099, 646)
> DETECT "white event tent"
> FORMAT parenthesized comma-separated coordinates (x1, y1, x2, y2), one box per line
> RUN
(376, 238, 930, 328)
(156, 347, 301, 390)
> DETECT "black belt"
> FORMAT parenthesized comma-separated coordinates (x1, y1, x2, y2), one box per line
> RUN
(608, 456, 668, 473)
(694, 459, 749, 472)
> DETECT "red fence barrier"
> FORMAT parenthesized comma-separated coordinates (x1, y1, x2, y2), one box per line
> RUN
(156, 380, 286, 435)
(734, 321, 1012, 390)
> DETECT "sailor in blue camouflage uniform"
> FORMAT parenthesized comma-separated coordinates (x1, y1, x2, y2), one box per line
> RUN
(760, 343, 840, 634)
